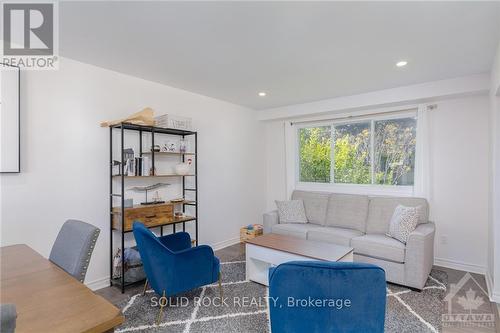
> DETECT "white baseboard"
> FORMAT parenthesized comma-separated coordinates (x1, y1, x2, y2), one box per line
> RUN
(211, 237, 241, 251)
(485, 272, 500, 303)
(434, 257, 486, 275)
(86, 236, 241, 292)
(86, 276, 110, 291)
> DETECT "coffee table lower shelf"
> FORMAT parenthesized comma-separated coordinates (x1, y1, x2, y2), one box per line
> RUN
(245, 234, 354, 286)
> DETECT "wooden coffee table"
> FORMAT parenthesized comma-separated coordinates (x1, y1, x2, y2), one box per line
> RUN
(245, 233, 353, 286)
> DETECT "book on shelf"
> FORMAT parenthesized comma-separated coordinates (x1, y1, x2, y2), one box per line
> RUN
(123, 156, 152, 177)
(126, 158, 135, 176)
(142, 156, 150, 176)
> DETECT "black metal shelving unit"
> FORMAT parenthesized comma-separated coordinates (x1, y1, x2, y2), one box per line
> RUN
(109, 122, 198, 293)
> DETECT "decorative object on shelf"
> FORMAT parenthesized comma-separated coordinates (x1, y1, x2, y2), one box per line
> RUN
(124, 198, 134, 208)
(174, 212, 184, 218)
(151, 145, 161, 152)
(175, 158, 192, 175)
(151, 191, 161, 203)
(112, 249, 122, 279)
(240, 224, 263, 242)
(179, 139, 188, 153)
(128, 183, 170, 205)
(163, 140, 177, 152)
(100, 107, 155, 127)
(170, 198, 184, 203)
(155, 114, 192, 130)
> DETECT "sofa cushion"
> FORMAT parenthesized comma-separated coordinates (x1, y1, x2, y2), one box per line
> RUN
(366, 196, 429, 234)
(271, 223, 322, 239)
(388, 205, 420, 244)
(291, 190, 330, 225)
(325, 194, 369, 232)
(307, 227, 364, 247)
(351, 234, 406, 263)
(275, 200, 308, 224)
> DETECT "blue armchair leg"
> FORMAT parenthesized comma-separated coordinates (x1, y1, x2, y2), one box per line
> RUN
(218, 272, 223, 299)
(142, 279, 148, 296)
(157, 290, 166, 325)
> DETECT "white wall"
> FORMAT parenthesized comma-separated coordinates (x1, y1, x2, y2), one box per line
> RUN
(488, 40, 500, 302)
(263, 95, 491, 273)
(0, 58, 265, 289)
(429, 96, 489, 272)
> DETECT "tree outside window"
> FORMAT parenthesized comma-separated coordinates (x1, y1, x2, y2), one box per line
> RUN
(298, 116, 417, 186)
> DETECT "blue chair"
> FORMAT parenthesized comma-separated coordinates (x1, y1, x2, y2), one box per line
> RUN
(269, 261, 386, 333)
(132, 222, 221, 324)
(0, 304, 17, 333)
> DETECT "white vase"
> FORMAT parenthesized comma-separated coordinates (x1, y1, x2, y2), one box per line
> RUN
(175, 163, 190, 175)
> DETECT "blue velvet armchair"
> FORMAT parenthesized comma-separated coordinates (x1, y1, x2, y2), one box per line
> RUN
(269, 261, 386, 333)
(132, 222, 221, 324)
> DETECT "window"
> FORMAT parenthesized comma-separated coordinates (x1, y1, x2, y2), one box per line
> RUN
(298, 114, 417, 187)
(334, 122, 371, 184)
(298, 126, 331, 183)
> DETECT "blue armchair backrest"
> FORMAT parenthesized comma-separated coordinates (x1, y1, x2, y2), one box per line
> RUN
(269, 261, 386, 333)
(132, 222, 174, 293)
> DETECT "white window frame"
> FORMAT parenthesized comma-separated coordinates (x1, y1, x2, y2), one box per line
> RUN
(294, 110, 417, 196)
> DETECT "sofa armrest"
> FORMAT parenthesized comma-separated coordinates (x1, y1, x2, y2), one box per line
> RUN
(404, 222, 435, 289)
(263, 210, 279, 234)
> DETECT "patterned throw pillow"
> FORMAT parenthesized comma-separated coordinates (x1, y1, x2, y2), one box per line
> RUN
(275, 200, 308, 224)
(387, 205, 420, 244)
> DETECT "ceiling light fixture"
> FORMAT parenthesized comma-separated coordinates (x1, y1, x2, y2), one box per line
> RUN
(396, 61, 408, 67)
(258, 92, 267, 97)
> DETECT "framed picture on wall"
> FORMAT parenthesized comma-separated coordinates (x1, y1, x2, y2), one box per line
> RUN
(0, 64, 21, 173)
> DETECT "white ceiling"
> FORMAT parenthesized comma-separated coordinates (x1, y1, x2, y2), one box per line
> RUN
(60, 1, 500, 110)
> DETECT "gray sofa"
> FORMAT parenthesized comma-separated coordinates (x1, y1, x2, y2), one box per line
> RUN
(263, 190, 435, 290)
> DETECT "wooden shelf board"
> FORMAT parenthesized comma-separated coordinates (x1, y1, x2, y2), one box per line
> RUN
(142, 151, 196, 156)
(112, 216, 197, 232)
(169, 200, 197, 205)
(112, 174, 195, 178)
(111, 123, 196, 136)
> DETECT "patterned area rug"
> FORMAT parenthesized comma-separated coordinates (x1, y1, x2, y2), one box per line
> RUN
(116, 255, 447, 333)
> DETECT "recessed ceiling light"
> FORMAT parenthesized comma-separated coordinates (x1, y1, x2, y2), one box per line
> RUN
(396, 61, 408, 67)
(258, 92, 267, 97)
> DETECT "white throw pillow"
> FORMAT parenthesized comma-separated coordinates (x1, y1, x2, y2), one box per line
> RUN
(275, 200, 308, 224)
(387, 205, 420, 244)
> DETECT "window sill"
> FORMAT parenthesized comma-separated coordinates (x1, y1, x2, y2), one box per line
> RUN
(295, 182, 415, 197)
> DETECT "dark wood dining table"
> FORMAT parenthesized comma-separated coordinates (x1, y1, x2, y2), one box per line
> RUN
(0, 244, 124, 333)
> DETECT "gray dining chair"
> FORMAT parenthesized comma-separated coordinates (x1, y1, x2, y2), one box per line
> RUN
(49, 219, 100, 282)
(0, 304, 17, 333)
